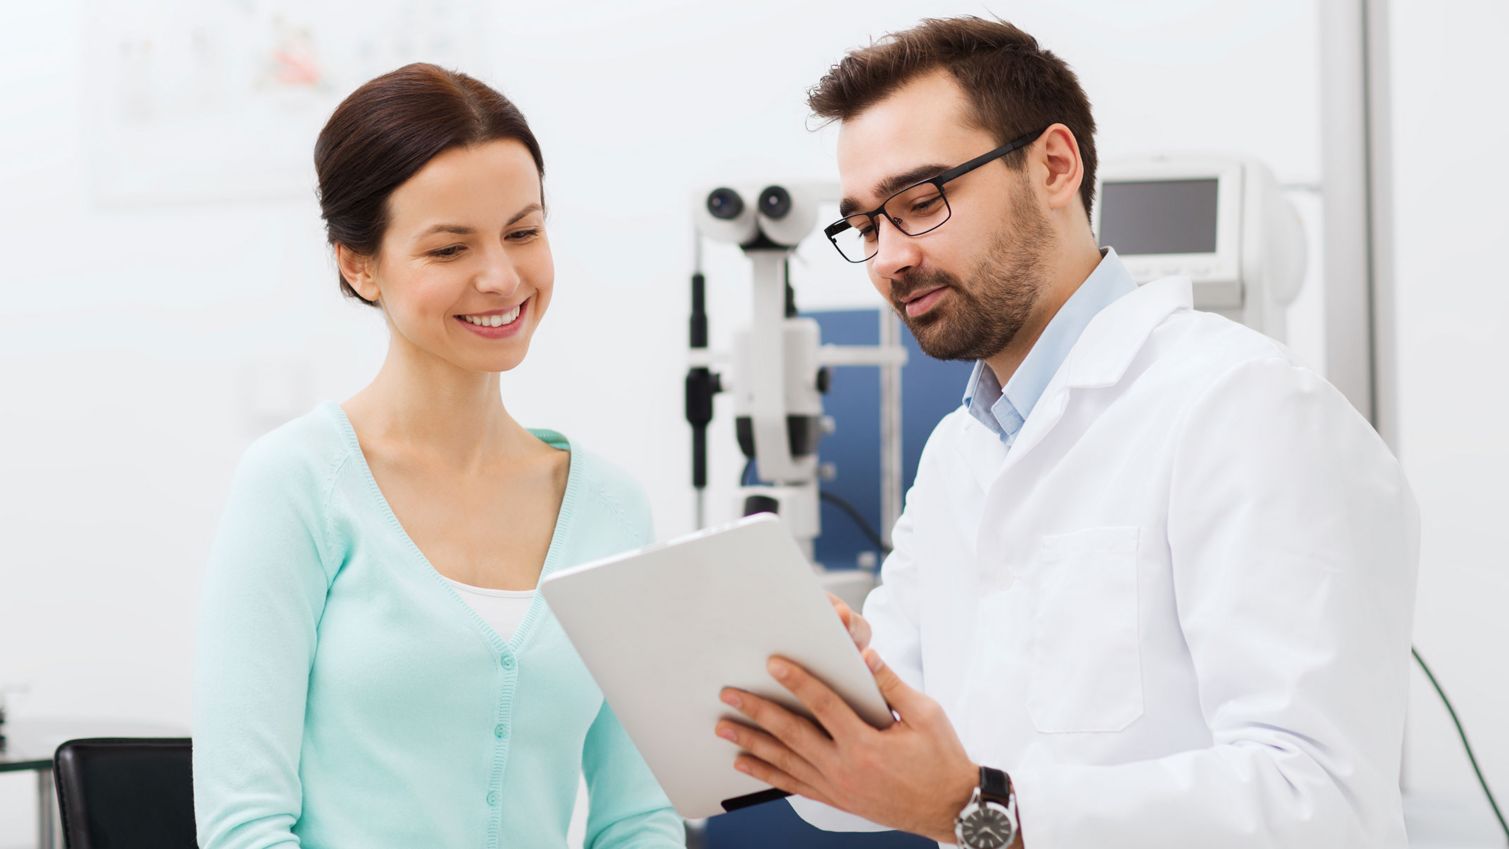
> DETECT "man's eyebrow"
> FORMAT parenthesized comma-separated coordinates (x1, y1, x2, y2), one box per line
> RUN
(838, 164, 949, 217)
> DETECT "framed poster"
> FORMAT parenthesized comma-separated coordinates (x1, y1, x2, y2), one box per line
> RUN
(84, 0, 489, 204)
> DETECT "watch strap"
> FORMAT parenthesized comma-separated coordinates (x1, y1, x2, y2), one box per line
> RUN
(979, 766, 1013, 807)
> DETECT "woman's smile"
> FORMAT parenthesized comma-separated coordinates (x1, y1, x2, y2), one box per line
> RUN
(455, 298, 529, 338)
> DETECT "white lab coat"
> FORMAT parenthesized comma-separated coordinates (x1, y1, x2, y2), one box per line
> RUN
(793, 276, 1418, 848)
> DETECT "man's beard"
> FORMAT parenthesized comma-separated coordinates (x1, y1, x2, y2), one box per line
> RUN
(890, 187, 1053, 362)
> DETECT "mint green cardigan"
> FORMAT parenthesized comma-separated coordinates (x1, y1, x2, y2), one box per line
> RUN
(192, 403, 683, 848)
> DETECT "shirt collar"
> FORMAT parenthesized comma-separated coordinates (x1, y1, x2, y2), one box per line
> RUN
(961, 248, 1137, 441)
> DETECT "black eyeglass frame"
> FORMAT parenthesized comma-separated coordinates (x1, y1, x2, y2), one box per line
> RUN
(823, 125, 1052, 263)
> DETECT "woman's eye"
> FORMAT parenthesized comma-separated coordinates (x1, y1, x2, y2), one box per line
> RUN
(430, 245, 466, 258)
(507, 227, 542, 242)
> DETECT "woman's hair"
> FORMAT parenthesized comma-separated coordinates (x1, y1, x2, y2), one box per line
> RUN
(314, 63, 545, 305)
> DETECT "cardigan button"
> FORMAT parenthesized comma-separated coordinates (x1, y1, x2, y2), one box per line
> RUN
(486, 790, 499, 806)
(494, 723, 509, 739)
(501, 654, 516, 671)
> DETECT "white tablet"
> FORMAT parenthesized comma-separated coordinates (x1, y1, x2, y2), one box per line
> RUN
(539, 513, 893, 819)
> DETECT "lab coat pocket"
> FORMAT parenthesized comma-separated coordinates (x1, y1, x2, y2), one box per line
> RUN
(1025, 526, 1144, 734)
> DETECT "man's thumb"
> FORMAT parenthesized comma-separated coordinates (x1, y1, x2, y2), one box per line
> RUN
(863, 647, 919, 712)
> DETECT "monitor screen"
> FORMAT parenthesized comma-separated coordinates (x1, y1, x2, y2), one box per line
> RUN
(1099, 178, 1219, 255)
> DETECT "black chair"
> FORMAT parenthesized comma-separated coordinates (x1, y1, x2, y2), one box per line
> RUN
(53, 738, 196, 849)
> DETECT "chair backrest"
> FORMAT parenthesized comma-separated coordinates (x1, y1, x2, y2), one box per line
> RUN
(53, 738, 196, 849)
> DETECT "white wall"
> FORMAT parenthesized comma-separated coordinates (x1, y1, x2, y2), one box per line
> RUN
(1391, 0, 1509, 837)
(3, 1, 1496, 847)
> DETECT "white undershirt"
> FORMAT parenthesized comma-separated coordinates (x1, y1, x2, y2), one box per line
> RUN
(443, 577, 536, 641)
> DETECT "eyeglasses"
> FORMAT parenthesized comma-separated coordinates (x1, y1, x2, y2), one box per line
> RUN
(823, 126, 1050, 263)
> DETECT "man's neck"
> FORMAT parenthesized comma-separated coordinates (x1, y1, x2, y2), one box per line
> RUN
(982, 245, 1104, 387)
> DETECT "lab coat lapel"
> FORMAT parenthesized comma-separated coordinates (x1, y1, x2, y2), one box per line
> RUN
(955, 413, 1010, 493)
(972, 276, 1193, 585)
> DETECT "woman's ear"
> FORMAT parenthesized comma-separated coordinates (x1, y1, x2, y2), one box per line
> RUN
(335, 243, 380, 304)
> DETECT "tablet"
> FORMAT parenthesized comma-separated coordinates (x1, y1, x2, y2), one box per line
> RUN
(539, 513, 893, 819)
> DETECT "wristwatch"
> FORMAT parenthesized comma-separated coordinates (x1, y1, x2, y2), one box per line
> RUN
(954, 766, 1018, 849)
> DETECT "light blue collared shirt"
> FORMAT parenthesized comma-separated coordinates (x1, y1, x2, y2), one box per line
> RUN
(962, 248, 1137, 448)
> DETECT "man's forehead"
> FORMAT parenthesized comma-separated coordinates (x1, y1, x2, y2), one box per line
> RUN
(835, 70, 993, 208)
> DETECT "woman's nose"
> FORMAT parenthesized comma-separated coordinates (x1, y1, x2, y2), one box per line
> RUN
(476, 249, 523, 296)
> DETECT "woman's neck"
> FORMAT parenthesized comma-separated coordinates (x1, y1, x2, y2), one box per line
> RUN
(345, 339, 530, 473)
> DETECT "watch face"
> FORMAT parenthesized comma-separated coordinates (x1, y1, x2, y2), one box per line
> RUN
(959, 804, 1016, 849)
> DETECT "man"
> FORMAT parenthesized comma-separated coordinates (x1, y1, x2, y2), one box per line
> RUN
(713, 16, 1418, 849)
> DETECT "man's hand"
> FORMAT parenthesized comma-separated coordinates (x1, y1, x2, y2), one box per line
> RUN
(715, 647, 977, 843)
(827, 592, 871, 651)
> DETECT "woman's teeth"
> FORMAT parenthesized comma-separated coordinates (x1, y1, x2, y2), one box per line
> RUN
(461, 305, 521, 327)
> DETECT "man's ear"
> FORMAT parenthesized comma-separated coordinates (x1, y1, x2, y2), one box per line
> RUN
(335, 243, 380, 304)
(1035, 123, 1085, 215)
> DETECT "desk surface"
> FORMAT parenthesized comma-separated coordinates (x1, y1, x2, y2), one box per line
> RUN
(0, 719, 187, 772)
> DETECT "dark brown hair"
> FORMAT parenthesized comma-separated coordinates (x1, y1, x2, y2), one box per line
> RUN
(314, 63, 545, 305)
(808, 17, 1098, 221)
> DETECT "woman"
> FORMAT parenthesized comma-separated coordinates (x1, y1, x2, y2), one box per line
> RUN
(192, 64, 684, 848)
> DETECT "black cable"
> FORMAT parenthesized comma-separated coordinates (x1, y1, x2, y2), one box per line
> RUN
(819, 490, 892, 557)
(1413, 645, 1509, 843)
(739, 464, 881, 557)
(741, 464, 890, 557)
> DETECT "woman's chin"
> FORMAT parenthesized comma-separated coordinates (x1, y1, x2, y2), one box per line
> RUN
(466, 346, 531, 375)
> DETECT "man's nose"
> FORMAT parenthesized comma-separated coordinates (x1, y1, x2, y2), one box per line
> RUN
(869, 215, 922, 281)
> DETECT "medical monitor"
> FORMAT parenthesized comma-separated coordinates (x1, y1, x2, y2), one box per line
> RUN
(1098, 178, 1219, 255)
(1094, 158, 1244, 310)
(1094, 155, 1305, 341)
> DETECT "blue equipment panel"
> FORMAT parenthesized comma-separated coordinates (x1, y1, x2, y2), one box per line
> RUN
(810, 308, 971, 571)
